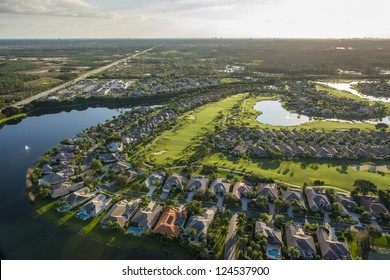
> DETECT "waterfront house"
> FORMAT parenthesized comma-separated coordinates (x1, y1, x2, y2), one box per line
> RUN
(129, 203, 162, 234)
(50, 182, 83, 199)
(77, 194, 112, 220)
(152, 207, 187, 237)
(100, 199, 139, 229)
(57, 187, 97, 212)
(40, 172, 68, 185)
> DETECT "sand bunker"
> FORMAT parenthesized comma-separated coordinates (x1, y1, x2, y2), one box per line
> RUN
(153, 150, 167, 155)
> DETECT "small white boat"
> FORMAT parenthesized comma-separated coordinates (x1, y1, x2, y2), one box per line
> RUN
(25, 145, 30, 151)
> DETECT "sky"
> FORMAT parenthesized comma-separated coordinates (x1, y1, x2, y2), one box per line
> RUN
(0, 0, 389, 38)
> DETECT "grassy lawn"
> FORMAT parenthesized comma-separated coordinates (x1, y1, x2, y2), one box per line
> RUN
(148, 93, 247, 164)
(373, 236, 390, 248)
(0, 113, 26, 124)
(219, 78, 242, 84)
(202, 152, 390, 191)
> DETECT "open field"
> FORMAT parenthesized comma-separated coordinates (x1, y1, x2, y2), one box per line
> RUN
(148, 94, 247, 164)
(202, 152, 390, 191)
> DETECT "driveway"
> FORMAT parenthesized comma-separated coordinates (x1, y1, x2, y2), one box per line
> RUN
(186, 191, 195, 202)
(269, 203, 275, 215)
(160, 191, 169, 200)
(287, 206, 293, 218)
(216, 194, 224, 207)
(241, 197, 250, 211)
(147, 186, 157, 197)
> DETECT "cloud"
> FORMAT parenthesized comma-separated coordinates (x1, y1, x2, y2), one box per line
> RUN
(0, 0, 115, 18)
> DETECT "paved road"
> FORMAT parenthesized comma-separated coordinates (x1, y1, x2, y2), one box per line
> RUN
(224, 212, 238, 260)
(14, 44, 163, 107)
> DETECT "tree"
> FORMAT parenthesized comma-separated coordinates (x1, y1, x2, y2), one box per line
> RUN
(286, 246, 300, 259)
(352, 180, 378, 197)
(360, 211, 372, 224)
(139, 196, 150, 209)
(274, 214, 286, 229)
(187, 228, 198, 241)
(90, 158, 103, 172)
(185, 200, 204, 216)
(366, 225, 382, 249)
(258, 213, 270, 224)
(115, 174, 128, 189)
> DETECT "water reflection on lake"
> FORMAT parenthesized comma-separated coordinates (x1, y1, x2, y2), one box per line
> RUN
(318, 81, 390, 103)
(254, 100, 311, 126)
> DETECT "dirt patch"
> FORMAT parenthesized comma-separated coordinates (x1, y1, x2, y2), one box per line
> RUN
(153, 150, 167, 155)
(188, 115, 196, 120)
(350, 164, 390, 172)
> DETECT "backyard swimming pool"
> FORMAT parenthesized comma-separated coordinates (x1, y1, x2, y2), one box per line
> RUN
(127, 227, 142, 236)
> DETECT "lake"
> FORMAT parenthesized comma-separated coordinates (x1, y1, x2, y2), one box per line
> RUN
(318, 81, 390, 103)
(254, 100, 311, 126)
(0, 107, 178, 259)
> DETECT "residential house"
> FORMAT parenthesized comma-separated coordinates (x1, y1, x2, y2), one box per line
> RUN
(281, 189, 306, 208)
(57, 187, 97, 212)
(39, 172, 68, 185)
(360, 196, 389, 216)
(77, 194, 112, 220)
(184, 208, 216, 244)
(231, 145, 248, 156)
(187, 175, 209, 192)
(107, 142, 124, 153)
(317, 228, 351, 260)
(305, 187, 332, 212)
(210, 178, 230, 195)
(152, 207, 187, 237)
(257, 183, 279, 202)
(129, 203, 162, 234)
(49, 152, 74, 163)
(232, 182, 253, 199)
(255, 221, 282, 259)
(143, 173, 165, 188)
(50, 182, 83, 199)
(100, 199, 139, 229)
(162, 173, 187, 193)
(285, 225, 316, 259)
(335, 193, 358, 215)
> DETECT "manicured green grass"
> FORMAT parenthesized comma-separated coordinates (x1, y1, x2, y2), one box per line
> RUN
(148, 94, 247, 164)
(0, 113, 26, 124)
(202, 152, 390, 191)
(373, 236, 390, 248)
(219, 78, 242, 84)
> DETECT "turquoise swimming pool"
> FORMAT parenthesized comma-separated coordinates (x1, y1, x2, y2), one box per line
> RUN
(268, 248, 280, 258)
(127, 227, 142, 236)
